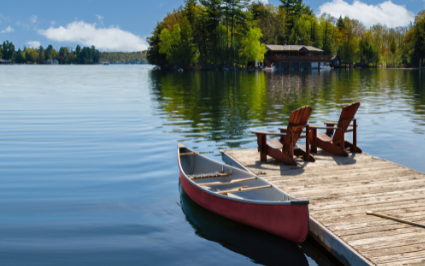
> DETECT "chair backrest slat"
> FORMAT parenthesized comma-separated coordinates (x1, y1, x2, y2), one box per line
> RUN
(282, 106, 312, 153)
(332, 102, 360, 144)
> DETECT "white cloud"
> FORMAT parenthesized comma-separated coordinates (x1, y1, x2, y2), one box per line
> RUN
(38, 21, 148, 52)
(95, 15, 104, 25)
(256, 0, 268, 4)
(0, 26, 14, 33)
(319, 0, 414, 28)
(30, 15, 37, 24)
(26, 41, 41, 48)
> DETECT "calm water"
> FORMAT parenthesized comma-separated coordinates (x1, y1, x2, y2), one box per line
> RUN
(1, 65, 424, 266)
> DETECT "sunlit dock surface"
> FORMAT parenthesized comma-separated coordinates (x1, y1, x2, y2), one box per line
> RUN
(222, 148, 425, 266)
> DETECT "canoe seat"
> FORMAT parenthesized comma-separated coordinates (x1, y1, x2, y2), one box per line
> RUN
(317, 133, 332, 143)
(189, 172, 232, 180)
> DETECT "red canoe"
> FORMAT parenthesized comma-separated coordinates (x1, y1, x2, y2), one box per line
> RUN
(178, 144, 309, 243)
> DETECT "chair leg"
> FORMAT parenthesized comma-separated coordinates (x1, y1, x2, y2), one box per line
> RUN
(267, 147, 297, 165)
(353, 119, 357, 153)
(256, 134, 267, 162)
(306, 125, 310, 160)
(317, 139, 348, 157)
(310, 128, 317, 153)
(294, 148, 315, 162)
(344, 141, 362, 153)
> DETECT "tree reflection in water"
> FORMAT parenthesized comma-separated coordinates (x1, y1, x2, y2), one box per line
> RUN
(149, 69, 425, 150)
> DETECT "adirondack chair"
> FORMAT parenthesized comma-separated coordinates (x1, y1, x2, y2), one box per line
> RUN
(310, 102, 362, 156)
(252, 106, 315, 165)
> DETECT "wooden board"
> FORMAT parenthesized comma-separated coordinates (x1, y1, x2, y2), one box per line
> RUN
(221, 148, 425, 266)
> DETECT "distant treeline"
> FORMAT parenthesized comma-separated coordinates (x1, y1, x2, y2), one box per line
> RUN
(0, 41, 147, 65)
(147, 0, 425, 69)
(99, 51, 147, 64)
(0, 41, 101, 64)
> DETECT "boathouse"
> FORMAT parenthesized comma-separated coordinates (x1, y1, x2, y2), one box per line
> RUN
(330, 55, 341, 67)
(0, 59, 11, 64)
(264, 43, 330, 69)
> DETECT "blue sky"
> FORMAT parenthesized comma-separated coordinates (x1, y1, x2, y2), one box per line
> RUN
(0, 0, 423, 52)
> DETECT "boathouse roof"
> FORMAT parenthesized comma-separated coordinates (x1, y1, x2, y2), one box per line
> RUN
(330, 55, 340, 60)
(265, 45, 323, 52)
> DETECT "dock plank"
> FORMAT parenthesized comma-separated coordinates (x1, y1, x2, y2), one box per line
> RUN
(222, 148, 425, 266)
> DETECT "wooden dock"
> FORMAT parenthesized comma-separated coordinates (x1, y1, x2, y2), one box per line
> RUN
(221, 148, 425, 266)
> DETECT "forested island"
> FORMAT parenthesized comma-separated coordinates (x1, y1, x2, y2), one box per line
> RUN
(0, 41, 147, 64)
(147, 0, 425, 70)
(100, 51, 147, 64)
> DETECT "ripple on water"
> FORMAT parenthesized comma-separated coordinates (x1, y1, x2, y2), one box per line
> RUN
(1, 66, 425, 266)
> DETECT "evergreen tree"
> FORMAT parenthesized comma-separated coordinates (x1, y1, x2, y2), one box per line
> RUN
(183, 0, 198, 28)
(13, 48, 25, 64)
(410, 11, 425, 64)
(279, 0, 303, 43)
(180, 17, 197, 66)
(2, 41, 15, 60)
(199, 0, 222, 64)
(337, 16, 344, 31)
(38, 46, 45, 63)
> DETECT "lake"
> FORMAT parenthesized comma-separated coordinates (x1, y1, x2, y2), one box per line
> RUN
(1, 65, 424, 265)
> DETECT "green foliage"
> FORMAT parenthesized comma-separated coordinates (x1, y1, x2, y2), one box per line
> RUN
(146, 0, 425, 68)
(13, 49, 26, 64)
(1, 41, 15, 60)
(408, 11, 425, 64)
(240, 27, 267, 62)
(99, 51, 147, 64)
(279, 0, 303, 42)
(0, 41, 101, 64)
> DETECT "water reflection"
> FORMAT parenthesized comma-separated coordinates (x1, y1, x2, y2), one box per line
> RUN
(150, 69, 425, 151)
(179, 183, 342, 266)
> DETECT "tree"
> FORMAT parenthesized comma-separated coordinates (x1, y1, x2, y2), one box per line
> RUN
(13, 48, 25, 64)
(320, 13, 336, 55)
(159, 24, 183, 65)
(409, 10, 425, 64)
(45, 45, 56, 60)
(2, 41, 15, 60)
(91, 45, 100, 64)
(221, 0, 251, 65)
(25, 47, 39, 63)
(180, 17, 197, 66)
(240, 27, 267, 62)
(183, 0, 198, 27)
(279, 0, 303, 43)
(38, 46, 45, 63)
(199, 0, 222, 64)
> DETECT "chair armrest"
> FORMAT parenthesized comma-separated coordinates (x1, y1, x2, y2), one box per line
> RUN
(251, 130, 290, 136)
(310, 126, 343, 130)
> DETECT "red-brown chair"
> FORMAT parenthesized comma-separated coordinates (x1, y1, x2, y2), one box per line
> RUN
(252, 106, 315, 165)
(310, 102, 362, 156)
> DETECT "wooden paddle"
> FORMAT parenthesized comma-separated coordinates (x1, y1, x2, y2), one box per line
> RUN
(366, 211, 425, 229)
